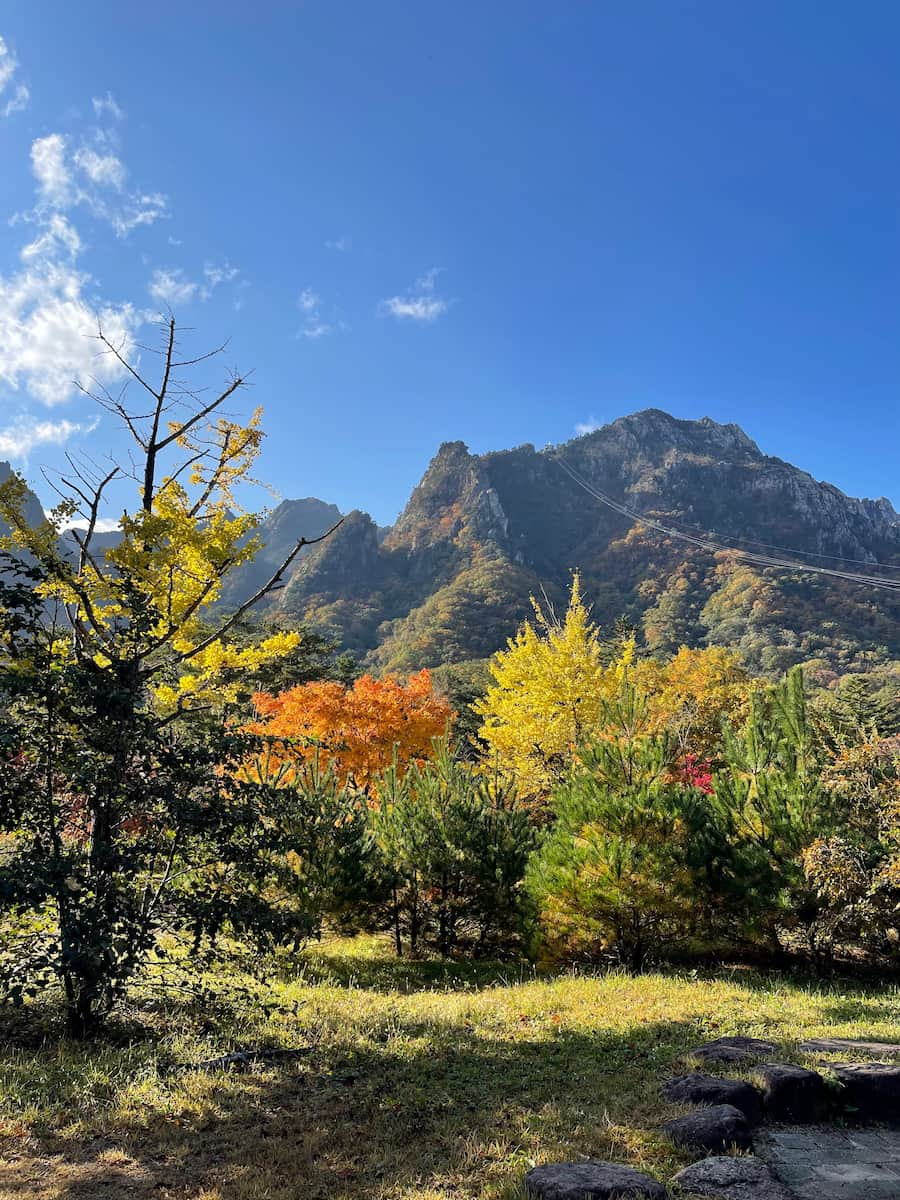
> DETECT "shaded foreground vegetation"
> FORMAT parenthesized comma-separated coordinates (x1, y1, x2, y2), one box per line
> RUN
(1, 936, 899, 1200)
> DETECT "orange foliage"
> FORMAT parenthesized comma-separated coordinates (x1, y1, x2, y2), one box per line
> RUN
(249, 669, 453, 786)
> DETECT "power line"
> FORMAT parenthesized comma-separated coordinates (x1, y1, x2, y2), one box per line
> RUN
(552, 456, 900, 594)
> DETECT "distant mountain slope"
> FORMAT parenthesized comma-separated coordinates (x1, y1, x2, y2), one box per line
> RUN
(256, 410, 900, 675)
(6, 410, 900, 678)
(216, 497, 343, 610)
(0, 461, 46, 531)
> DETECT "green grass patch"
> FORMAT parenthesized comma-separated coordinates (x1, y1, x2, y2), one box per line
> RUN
(0, 936, 898, 1200)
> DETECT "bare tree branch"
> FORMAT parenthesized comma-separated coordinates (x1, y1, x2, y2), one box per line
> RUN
(175, 518, 344, 665)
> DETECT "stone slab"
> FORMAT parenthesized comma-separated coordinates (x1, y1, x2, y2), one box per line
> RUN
(800, 1038, 900, 1058)
(688, 1036, 779, 1066)
(759, 1125, 900, 1200)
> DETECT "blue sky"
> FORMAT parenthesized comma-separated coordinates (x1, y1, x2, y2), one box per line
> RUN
(1, 1, 899, 528)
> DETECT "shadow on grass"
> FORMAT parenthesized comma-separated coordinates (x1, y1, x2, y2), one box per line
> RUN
(288, 945, 542, 993)
(0, 1017, 699, 1200)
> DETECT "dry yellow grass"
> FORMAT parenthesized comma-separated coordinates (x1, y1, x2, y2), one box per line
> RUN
(0, 935, 897, 1200)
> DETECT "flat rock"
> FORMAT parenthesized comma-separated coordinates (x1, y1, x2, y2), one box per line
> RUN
(759, 1125, 900, 1198)
(663, 1072, 763, 1124)
(673, 1155, 793, 1199)
(831, 1062, 900, 1120)
(756, 1063, 828, 1123)
(801, 1037, 900, 1058)
(662, 1102, 753, 1153)
(524, 1161, 666, 1200)
(689, 1036, 779, 1065)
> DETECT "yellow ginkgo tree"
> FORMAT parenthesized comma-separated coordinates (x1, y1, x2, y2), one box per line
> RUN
(0, 318, 340, 1035)
(475, 574, 631, 799)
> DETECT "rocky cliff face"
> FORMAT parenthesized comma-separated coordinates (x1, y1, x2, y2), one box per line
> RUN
(217, 496, 342, 610)
(7, 412, 900, 677)
(254, 409, 900, 675)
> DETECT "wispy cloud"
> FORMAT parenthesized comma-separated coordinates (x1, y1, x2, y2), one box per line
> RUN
(203, 260, 239, 290)
(73, 145, 127, 191)
(0, 416, 95, 461)
(92, 92, 124, 122)
(0, 35, 29, 118)
(297, 287, 335, 338)
(0, 64, 233, 465)
(23, 99, 168, 239)
(0, 68, 143, 422)
(148, 260, 241, 308)
(31, 134, 72, 207)
(62, 515, 120, 533)
(149, 267, 198, 306)
(325, 235, 351, 252)
(575, 417, 603, 436)
(379, 268, 450, 322)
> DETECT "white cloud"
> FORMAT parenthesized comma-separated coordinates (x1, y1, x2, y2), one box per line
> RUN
(108, 191, 168, 237)
(92, 92, 124, 122)
(575, 417, 603, 436)
(325, 235, 351, 252)
(0, 35, 28, 118)
(0, 416, 92, 460)
(148, 260, 241, 308)
(149, 266, 198, 306)
(3, 83, 28, 117)
(21, 214, 82, 262)
(74, 145, 127, 191)
(0, 258, 139, 407)
(62, 515, 120, 533)
(302, 320, 332, 340)
(296, 287, 334, 338)
(32, 134, 73, 207)
(233, 278, 250, 312)
(26, 124, 168, 239)
(1, 178, 140, 410)
(203, 260, 239, 290)
(379, 268, 450, 322)
(298, 287, 319, 312)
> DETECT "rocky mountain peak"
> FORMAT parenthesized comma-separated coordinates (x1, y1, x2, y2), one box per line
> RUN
(577, 409, 763, 464)
(387, 440, 509, 552)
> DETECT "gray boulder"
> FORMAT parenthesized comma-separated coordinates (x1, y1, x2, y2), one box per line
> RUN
(662, 1103, 753, 1153)
(755, 1063, 828, 1123)
(801, 1037, 900, 1057)
(524, 1161, 666, 1200)
(689, 1036, 778, 1066)
(831, 1061, 900, 1120)
(672, 1155, 794, 1199)
(662, 1072, 763, 1124)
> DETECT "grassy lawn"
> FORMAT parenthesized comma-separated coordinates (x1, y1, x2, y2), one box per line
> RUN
(0, 935, 898, 1200)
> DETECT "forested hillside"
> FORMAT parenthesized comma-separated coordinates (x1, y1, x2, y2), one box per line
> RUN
(221, 410, 900, 676)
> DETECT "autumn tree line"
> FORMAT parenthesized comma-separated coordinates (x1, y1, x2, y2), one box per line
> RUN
(0, 323, 897, 1036)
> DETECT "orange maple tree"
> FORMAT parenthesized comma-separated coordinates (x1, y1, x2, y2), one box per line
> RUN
(249, 669, 453, 786)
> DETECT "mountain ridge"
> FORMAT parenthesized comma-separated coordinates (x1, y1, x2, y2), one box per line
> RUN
(256, 409, 900, 676)
(4, 409, 899, 678)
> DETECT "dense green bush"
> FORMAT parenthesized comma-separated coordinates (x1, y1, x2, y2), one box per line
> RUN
(526, 685, 739, 968)
(366, 745, 536, 956)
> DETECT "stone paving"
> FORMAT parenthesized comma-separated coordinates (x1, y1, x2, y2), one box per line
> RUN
(759, 1125, 900, 1199)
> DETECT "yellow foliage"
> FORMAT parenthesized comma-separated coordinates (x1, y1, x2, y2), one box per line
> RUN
(632, 645, 753, 758)
(0, 407, 299, 712)
(475, 575, 626, 796)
